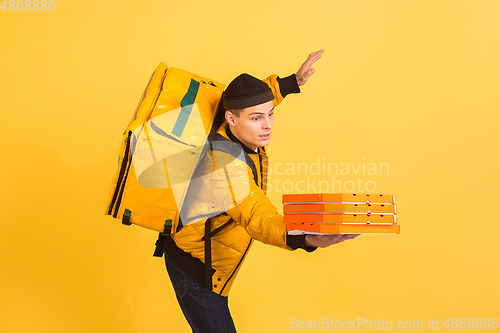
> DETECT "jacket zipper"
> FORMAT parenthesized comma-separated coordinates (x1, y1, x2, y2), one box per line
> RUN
(258, 153, 264, 190)
(220, 239, 252, 294)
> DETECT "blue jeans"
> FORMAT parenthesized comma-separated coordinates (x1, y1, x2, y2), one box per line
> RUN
(164, 255, 237, 333)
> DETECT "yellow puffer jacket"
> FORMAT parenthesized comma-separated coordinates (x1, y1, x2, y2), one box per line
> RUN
(171, 76, 294, 296)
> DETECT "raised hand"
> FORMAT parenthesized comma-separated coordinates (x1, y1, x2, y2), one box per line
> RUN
(296, 49, 324, 86)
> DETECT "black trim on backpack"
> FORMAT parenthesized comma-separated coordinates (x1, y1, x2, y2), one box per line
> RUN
(110, 132, 133, 217)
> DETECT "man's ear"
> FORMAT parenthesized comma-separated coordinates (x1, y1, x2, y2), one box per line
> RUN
(225, 110, 236, 126)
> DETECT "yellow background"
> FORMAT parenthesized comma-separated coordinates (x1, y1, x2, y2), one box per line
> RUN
(1, 0, 499, 332)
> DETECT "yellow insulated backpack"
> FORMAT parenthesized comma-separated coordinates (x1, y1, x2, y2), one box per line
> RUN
(105, 63, 225, 235)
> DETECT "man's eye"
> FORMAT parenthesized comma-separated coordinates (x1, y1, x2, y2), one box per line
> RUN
(252, 117, 259, 121)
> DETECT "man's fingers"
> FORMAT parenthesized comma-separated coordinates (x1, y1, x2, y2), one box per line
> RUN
(307, 49, 324, 64)
(344, 234, 360, 240)
(300, 50, 323, 71)
(309, 49, 324, 58)
(307, 233, 360, 247)
(324, 234, 343, 240)
(297, 50, 323, 86)
(302, 56, 321, 70)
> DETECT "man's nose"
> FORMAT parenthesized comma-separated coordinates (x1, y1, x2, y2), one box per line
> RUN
(262, 116, 272, 129)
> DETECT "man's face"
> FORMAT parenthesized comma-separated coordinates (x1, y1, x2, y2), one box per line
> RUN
(226, 100, 275, 151)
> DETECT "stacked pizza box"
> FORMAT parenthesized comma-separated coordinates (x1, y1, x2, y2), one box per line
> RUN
(283, 193, 399, 235)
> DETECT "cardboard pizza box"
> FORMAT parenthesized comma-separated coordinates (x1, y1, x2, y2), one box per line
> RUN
(283, 193, 396, 205)
(286, 222, 400, 235)
(284, 213, 397, 224)
(283, 203, 396, 214)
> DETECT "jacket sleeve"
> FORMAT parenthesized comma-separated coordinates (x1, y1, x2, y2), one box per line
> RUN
(226, 167, 316, 252)
(227, 172, 293, 250)
(204, 146, 289, 249)
(215, 156, 315, 252)
(262, 74, 301, 107)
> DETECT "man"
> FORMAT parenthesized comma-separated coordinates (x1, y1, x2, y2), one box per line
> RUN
(162, 50, 359, 332)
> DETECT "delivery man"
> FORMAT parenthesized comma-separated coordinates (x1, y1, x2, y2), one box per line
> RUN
(161, 50, 359, 332)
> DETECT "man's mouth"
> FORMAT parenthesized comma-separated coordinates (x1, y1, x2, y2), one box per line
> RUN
(259, 133, 271, 139)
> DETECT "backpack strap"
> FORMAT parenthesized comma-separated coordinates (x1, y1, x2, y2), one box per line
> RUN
(154, 231, 216, 286)
(204, 217, 212, 289)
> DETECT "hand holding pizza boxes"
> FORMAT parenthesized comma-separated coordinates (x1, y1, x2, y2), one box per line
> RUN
(283, 193, 399, 235)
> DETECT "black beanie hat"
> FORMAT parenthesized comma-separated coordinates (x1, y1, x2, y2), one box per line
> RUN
(222, 73, 275, 110)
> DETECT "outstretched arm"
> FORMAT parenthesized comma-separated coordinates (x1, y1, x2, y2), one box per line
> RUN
(296, 49, 324, 86)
